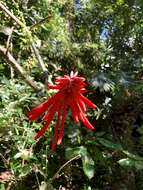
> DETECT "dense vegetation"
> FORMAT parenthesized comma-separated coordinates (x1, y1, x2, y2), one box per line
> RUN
(0, 0, 143, 189)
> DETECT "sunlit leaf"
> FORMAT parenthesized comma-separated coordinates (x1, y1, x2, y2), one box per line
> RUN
(122, 151, 143, 161)
(118, 158, 143, 170)
(82, 154, 95, 179)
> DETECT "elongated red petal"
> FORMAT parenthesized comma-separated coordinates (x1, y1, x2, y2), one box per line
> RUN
(77, 98, 86, 112)
(51, 110, 61, 151)
(78, 94, 96, 109)
(48, 84, 59, 89)
(35, 116, 53, 140)
(42, 102, 60, 121)
(57, 103, 67, 145)
(28, 98, 52, 121)
(80, 89, 88, 93)
(75, 100, 95, 130)
(42, 93, 63, 121)
(69, 97, 79, 123)
(79, 114, 95, 130)
(35, 100, 61, 139)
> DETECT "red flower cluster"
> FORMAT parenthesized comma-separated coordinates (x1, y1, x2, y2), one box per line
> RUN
(28, 72, 96, 150)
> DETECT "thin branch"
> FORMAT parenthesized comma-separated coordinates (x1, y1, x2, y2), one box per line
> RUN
(0, 1, 48, 73)
(6, 26, 14, 53)
(0, 2, 24, 27)
(6, 27, 14, 78)
(0, 45, 40, 91)
(50, 155, 81, 182)
(31, 42, 47, 72)
(30, 15, 52, 30)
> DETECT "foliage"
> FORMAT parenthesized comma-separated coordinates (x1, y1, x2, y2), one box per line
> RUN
(0, 0, 143, 189)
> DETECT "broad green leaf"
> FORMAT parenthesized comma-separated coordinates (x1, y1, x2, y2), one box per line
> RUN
(65, 146, 87, 159)
(65, 146, 95, 179)
(39, 182, 55, 190)
(86, 140, 99, 146)
(134, 161, 143, 170)
(97, 138, 123, 150)
(95, 131, 106, 137)
(82, 154, 95, 179)
(118, 158, 134, 167)
(118, 158, 143, 170)
(46, 183, 55, 190)
(122, 151, 143, 161)
(14, 152, 22, 159)
(0, 184, 5, 190)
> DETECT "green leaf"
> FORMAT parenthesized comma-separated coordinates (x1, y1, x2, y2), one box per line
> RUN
(97, 138, 123, 150)
(86, 140, 99, 146)
(65, 146, 87, 159)
(117, 0, 124, 5)
(118, 158, 134, 167)
(19, 166, 32, 177)
(0, 184, 5, 190)
(122, 150, 143, 161)
(46, 183, 55, 190)
(14, 152, 22, 159)
(118, 158, 143, 170)
(39, 182, 55, 190)
(65, 146, 95, 179)
(134, 161, 143, 170)
(82, 154, 95, 179)
(95, 131, 106, 137)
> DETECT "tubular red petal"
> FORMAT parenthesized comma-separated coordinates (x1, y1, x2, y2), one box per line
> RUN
(35, 98, 62, 139)
(78, 98, 86, 112)
(27, 98, 53, 121)
(42, 92, 63, 121)
(35, 114, 54, 140)
(48, 84, 60, 89)
(79, 114, 95, 130)
(75, 99, 95, 130)
(57, 103, 67, 145)
(64, 75, 70, 79)
(51, 110, 61, 151)
(69, 97, 79, 123)
(79, 94, 96, 109)
(42, 101, 60, 121)
(78, 111, 85, 122)
(80, 89, 88, 93)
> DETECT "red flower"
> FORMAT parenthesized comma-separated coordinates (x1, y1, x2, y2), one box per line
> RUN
(28, 72, 96, 150)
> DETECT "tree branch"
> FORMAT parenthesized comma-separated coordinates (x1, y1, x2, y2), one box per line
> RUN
(0, 2, 24, 27)
(31, 42, 47, 72)
(0, 1, 48, 73)
(30, 15, 52, 30)
(0, 45, 40, 91)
